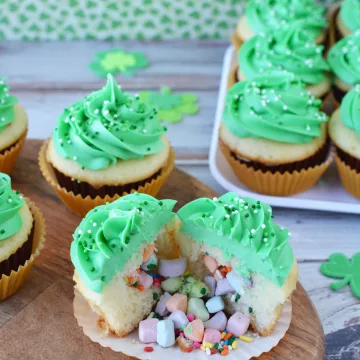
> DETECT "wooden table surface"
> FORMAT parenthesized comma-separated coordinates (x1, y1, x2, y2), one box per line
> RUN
(1, 40, 360, 359)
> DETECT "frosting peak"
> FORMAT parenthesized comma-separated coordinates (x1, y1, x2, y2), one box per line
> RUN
(223, 71, 328, 144)
(239, 26, 329, 84)
(53, 74, 167, 171)
(246, 0, 326, 39)
(177, 192, 294, 287)
(340, 85, 360, 136)
(0, 78, 18, 132)
(0, 173, 25, 241)
(328, 32, 360, 86)
(70, 193, 176, 293)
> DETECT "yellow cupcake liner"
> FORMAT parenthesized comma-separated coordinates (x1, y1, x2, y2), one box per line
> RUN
(38, 140, 175, 218)
(0, 198, 46, 301)
(335, 153, 360, 200)
(0, 130, 27, 174)
(220, 141, 333, 196)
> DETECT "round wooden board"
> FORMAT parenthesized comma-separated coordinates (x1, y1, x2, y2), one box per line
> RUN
(0, 140, 325, 360)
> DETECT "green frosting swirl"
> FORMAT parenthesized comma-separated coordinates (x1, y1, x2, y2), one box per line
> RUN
(328, 32, 360, 86)
(223, 71, 328, 144)
(177, 192, 294, 287)
(340, 85, 360, 136)
(340, 0, 360, 33)
(239, 26, 329, 84)
(70, 193, 176, 293)
(53, 74, 167, 171)
(246, 0, 326, 40)
(0, 173, 25, 241)
(0, 78, 18, 132)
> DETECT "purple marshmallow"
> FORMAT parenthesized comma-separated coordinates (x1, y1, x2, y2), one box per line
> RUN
(158, 257, 187, 278)
(215, 278, 235, 296)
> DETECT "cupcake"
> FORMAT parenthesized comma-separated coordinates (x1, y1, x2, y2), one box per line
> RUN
(72, 193, 178, 337)
(39, 74, 175, 217)
(328, 31, 360, 103)
(0, 172, 46, 300)
(233, 0, 327, 50)
(237, 26, 330, 99)
(73, 192, 297, 351)
(177, 192, 298, 336)
(329, 85, 360, 199)
(334, 0, 360, 41)
(219, 71, 332, 196)
(0, 78, 28, 174)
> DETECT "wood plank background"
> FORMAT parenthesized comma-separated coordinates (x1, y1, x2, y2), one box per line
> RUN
(1, 40, 360, 359)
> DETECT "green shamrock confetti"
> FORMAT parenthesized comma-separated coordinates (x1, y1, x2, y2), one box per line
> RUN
(89, 48, 149, 77)
(320, 253, 360, 299)
(139, 87, 198, 123)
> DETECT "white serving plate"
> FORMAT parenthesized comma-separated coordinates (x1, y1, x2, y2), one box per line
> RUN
(209, 46, 360, 214)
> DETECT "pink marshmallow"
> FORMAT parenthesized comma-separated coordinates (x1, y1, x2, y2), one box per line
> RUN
(139, 318, 159, 343)
(184, 319, 204, 342)
(165, 293, 188, 313)
(138, 271, 153, 290)
(203, 328, 221, 344)
(187, 314, 195, 322)
(204, 255, 218, 274)
(226, 312, 251, 337)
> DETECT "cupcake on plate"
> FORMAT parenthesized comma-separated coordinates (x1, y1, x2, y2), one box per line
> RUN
(237, 26, 330, 100)
(233, 0, 327, 50)
(177, 192, 298, 336)
(73, 191, 297, 349)
(219, 71, 332, 196)
(329, 85, 360, 199)
(39, 74, 175, 217)
(328, 31, 360, 103)
(0, 78, 28, 174)
(0, 172, 46, 300)
(72, 193, 178, 337)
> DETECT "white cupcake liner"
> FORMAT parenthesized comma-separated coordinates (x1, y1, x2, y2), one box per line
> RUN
(73, 290, 292, 359)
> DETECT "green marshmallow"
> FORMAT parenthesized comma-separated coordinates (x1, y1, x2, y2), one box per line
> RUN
(179, 277, 209, 298)
(161, 277, 184, 294)
(179, 282, 192, 297)
(190, 281, 209, 298)
(187, 298, 209, 322)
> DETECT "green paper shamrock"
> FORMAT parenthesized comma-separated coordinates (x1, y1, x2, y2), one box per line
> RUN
(320, 253, 360, 298)
(89, 48, 149, 77)
(139, 87, 198, 123)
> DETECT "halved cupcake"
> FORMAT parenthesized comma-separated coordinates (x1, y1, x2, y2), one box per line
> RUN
(233, 0, 327, 50)
(39, 74, 175, 217)
(0, 172, 46, 300)
(328, 31, 360, 103)
(73, 192, 297, 349)
(220, 71, 332, 196)
(237, 26, 330, 100)
(0, 78, 28, 174)
(329, 85, 360, 199)
(177, 192, 298, 336)
(72, 193, 178, 337)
